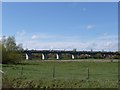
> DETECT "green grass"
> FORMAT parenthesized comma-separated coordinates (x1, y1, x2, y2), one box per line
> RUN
(2, 60, 119, 88)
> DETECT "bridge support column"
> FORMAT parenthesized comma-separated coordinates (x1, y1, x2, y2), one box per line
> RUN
(26, 53, 29, 60)
(25, 53, 32, 60)
(56, 54, 59, 60)
(71, 54, 75, 59)
(42, 53, 45, 60)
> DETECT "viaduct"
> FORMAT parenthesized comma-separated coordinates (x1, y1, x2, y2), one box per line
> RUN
(23, 50, 120, 60)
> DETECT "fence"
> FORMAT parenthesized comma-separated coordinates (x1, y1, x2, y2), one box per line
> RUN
(2, 62, 118, 81)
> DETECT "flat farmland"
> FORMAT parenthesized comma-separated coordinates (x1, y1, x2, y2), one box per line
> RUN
(2, 59, 119, 88)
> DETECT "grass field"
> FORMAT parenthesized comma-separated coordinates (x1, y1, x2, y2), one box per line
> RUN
(2, 59, 119, 88)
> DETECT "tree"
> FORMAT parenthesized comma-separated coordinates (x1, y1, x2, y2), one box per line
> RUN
(94, 53, 102, 59)
(79, 54, 89, 59)
(17, 43, 24, 51)
(5, 36, 17, 51)
(1, 36, 23, 64)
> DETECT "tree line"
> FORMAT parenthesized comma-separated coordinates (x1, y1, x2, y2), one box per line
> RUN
(0, 36, 23, 64)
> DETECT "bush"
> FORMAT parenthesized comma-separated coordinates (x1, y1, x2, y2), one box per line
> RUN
(79, 54, 89, 59)
(2, 51, 23, 64)
(1, 36, 24, 64)
(94, 53, 103, 59)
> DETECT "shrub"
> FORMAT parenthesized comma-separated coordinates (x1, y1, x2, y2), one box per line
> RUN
(79, 54, 89, 59)
(2, 51, 23, 64)
(94, 53, 103, 59)
(1, 36, 24, 64)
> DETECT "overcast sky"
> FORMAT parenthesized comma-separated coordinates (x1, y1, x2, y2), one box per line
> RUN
(2, 2, 118, 51)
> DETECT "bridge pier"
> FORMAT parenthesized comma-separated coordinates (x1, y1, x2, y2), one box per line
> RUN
(25, 53, 32, 60)
(42, 53, 45, 60)
(26, 53, 29, 60)
(41, 53, 48, 60)
(71, 54, 75, 59)
(56, 53, 59, 60)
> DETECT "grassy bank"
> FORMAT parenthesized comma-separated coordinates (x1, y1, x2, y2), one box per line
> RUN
(2, 60, 119, 88)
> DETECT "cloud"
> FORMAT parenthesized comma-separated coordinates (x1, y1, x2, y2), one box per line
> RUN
(86, 25, 95, 30)
(17, 30, 26, 36)
(31, 35, 38, 39)
(92, 35, 118, 51)
(15, 32, 118, 51)
(21, 38, 117, 51)
(98, 35, 118, 41)
(31, 34, 58, 40)
(22, 41, 86, 50)
(31, 33, 81, 41)
(31, 34, 46, 39)
(85, 39, 117, 51)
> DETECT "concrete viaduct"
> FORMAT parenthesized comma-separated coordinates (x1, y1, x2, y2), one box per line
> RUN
(23, 50, 119, 60)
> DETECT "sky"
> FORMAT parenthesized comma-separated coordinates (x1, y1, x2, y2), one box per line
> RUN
(1, 0, 120, 2)
(2, 2, 118, 51)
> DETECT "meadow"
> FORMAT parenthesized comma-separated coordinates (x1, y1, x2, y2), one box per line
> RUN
(2, 59, 119, 88)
